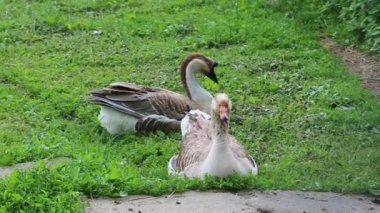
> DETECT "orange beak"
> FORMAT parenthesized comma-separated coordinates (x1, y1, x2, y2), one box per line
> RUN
(219, 104, 229, 122)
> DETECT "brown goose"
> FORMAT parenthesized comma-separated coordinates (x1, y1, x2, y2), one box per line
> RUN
(168, 93, 258, 178)
(89, 53, 218, 134)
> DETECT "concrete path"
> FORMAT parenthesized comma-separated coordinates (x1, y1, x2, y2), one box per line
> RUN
(85, 190, 379, 213)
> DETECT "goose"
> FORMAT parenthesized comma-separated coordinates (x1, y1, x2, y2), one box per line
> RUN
(89, 53, 219, 134)
(168, 93, 258, 178)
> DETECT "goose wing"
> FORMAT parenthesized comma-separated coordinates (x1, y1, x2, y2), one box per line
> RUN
(227, 135, 258, 170)
(90, 82, 199, 120)
(177, 111, 212, 171)
(136, 115, 181, 133)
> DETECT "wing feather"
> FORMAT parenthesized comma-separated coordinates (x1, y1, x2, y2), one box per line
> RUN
(227, 135, 251, 159)
(136, 115, 181, 133)
(177, 112, 212, 171)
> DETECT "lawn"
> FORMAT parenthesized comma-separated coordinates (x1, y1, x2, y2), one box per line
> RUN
(0, 0, 379, 211)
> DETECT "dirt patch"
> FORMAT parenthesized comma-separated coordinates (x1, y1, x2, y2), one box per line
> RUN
(320, 36, 380, 97)
(85, 190, 379, 213)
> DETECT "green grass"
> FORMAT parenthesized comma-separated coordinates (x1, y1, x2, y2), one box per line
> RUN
(0, 0, 379, 211)
(264, 0, 380, 55)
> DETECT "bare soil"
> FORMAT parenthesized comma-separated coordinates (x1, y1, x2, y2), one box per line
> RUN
(320, 36, 380, 97)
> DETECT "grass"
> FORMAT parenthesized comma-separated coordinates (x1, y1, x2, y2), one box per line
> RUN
(265, 0, 380, 55)
(0, 0, 379, 211)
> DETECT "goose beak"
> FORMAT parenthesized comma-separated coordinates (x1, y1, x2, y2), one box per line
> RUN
(219, 105, 229, 122)
(206, 69, 218, 84)
(221, 114, 229, 122)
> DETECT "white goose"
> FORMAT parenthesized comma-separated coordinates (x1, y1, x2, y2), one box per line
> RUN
(168, 93, 258, 178)
(90, 53, 219, 134)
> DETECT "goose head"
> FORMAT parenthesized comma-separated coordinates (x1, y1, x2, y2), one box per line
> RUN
(211, 93, 232, 133)
(180, 53, 219, 84)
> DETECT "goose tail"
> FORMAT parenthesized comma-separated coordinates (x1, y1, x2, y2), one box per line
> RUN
(168, 155, 179, 176)
(89, 83, 148, 134)
(249, 155, 258, 176)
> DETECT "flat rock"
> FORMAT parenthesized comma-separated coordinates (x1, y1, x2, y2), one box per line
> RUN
(0, 157, 71, 178)
(0, 162, 34, 178)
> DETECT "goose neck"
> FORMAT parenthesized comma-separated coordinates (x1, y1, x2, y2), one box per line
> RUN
(202, 123, 234, 173)
(180, 60, 213, 113)
(211, 115, 229, 143)
(184, 65, 205, 99)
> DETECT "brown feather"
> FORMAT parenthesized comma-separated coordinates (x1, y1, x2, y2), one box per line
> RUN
(136, 115, 180, 133)
(177, 113, 212, 170)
